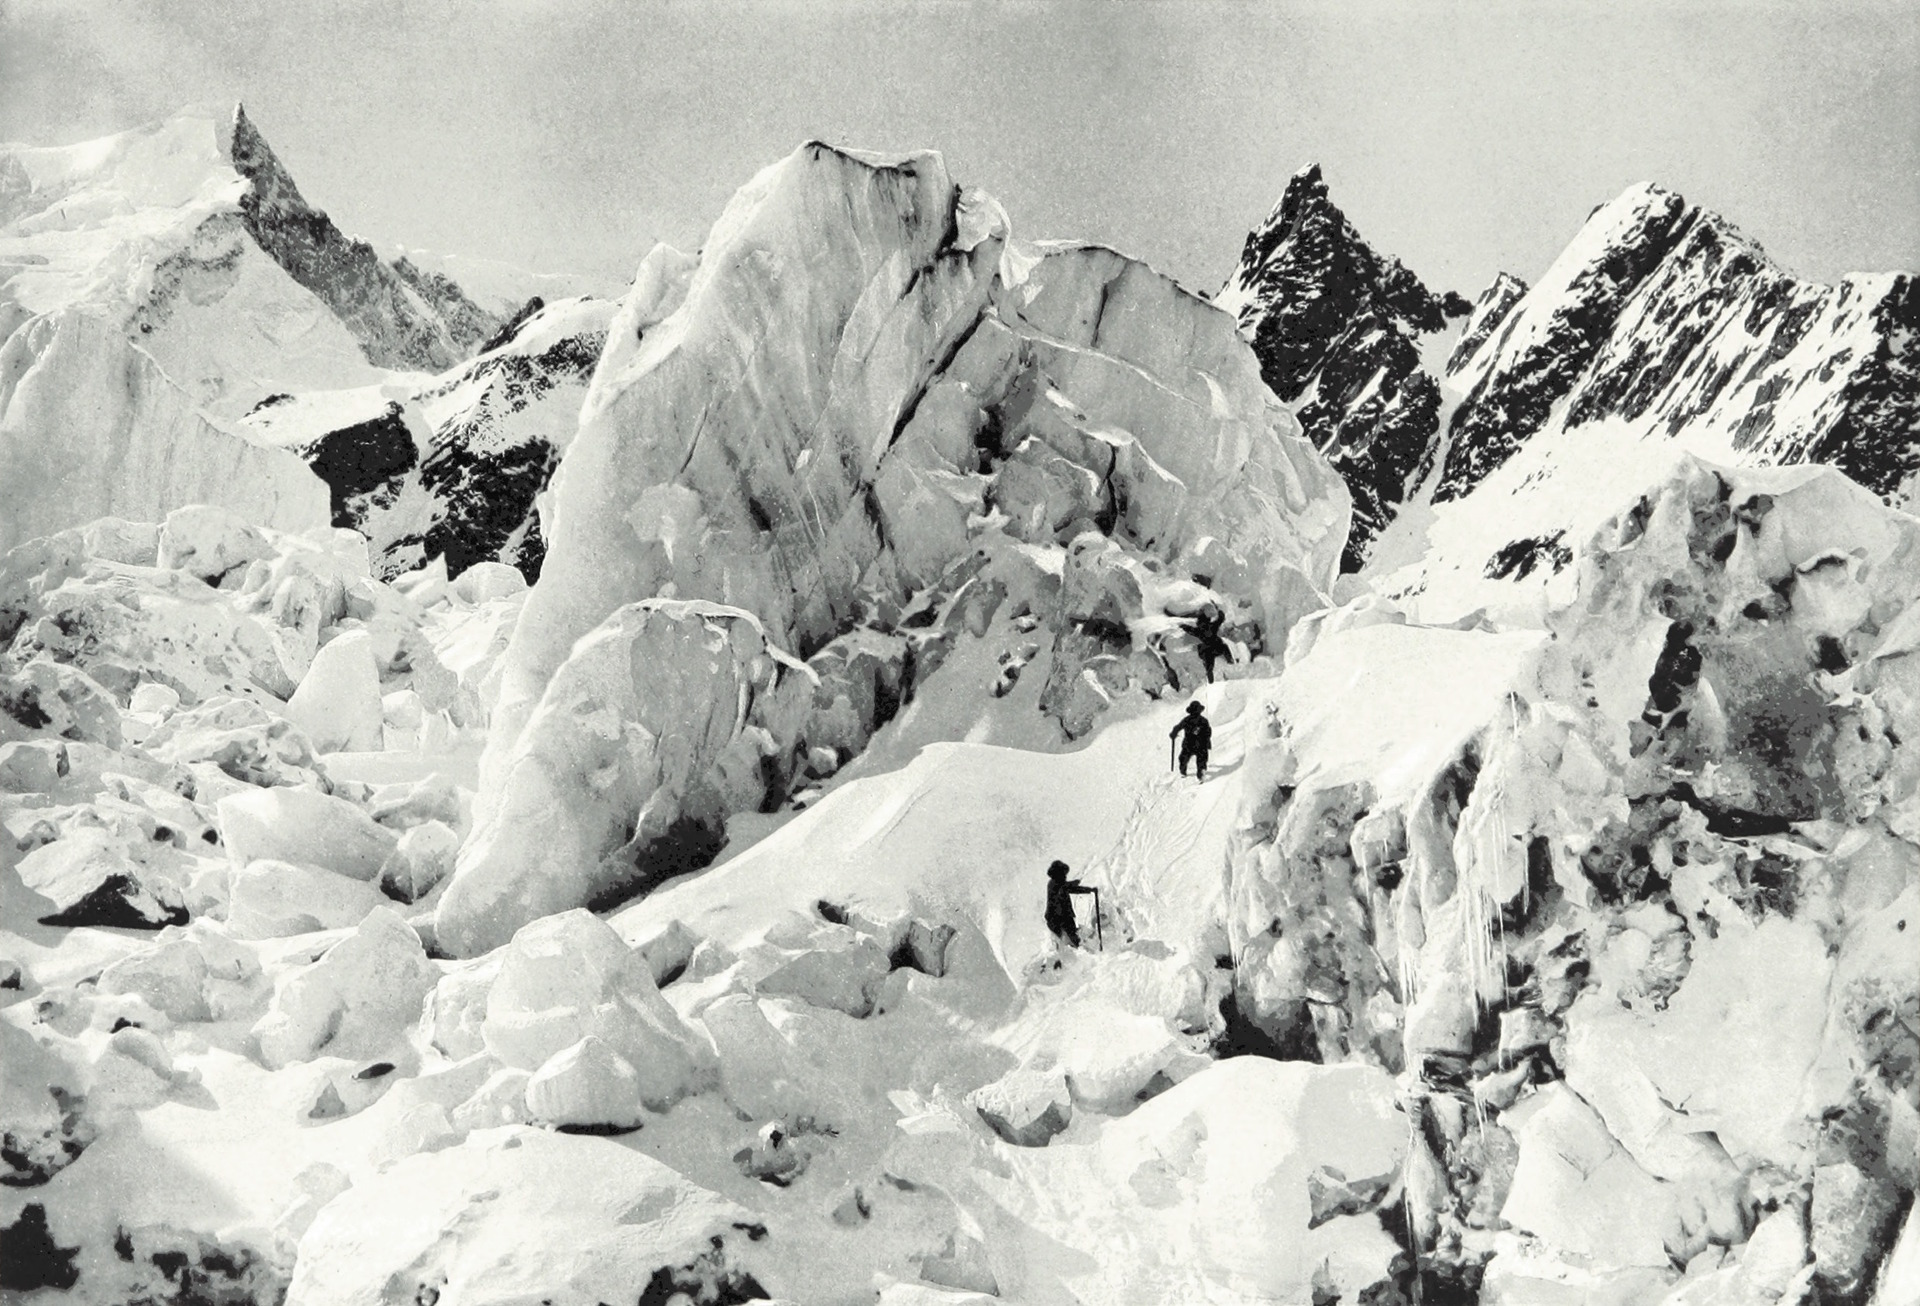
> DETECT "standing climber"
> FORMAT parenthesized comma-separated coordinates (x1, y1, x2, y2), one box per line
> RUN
(1170, 702, 1212, 780)
(1044, 860, 1098, 949)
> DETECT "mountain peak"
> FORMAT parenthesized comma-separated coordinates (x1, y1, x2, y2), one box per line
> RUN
(225, 101, 310, 220)
(1218, 162, 1463, 570)
(1436, 175, 1917, 506)
(1283, 160, 1326, 201)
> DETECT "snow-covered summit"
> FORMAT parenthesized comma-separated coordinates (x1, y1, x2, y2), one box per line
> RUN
(0, 106, 616, 573)
(1218, 162, 1471, 570)
(1438, 180, 1919, 507)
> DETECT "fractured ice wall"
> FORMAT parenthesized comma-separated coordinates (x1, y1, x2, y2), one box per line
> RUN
(439, 142, 1350, 955)
(1230, 449, 1920, 1299)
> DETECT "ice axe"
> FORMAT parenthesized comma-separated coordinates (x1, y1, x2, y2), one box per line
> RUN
(1092, 887, 1104, 951)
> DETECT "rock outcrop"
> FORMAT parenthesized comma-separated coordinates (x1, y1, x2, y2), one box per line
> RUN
(1217, 163, 1470, 570)
(1438, 182, 1920, 508)
(235, 295, 619, 580)
(224, 105, 501, 372)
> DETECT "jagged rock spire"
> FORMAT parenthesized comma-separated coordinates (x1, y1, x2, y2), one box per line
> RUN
(1220, 163, 1469, 571)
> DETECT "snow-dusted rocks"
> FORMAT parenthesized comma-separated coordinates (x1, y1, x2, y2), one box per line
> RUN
(285, 1128, 772, 1306)
(1437, 182, 1919, 507)
(15, 827, 192, 929)
(0, 739, 64, 793)
(235, 295, 618, 581)
(0, 1019, 90, 1187)
(1218, 162, 1469, 569)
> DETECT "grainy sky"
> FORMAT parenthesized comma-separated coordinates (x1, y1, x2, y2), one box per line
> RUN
(4, 0, 1916, 299)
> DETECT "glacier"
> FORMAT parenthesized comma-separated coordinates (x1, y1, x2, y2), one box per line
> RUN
(0, 117, 1914, 1306)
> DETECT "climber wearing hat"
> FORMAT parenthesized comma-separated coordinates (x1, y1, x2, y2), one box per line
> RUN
(1169, 702, 1212, 780)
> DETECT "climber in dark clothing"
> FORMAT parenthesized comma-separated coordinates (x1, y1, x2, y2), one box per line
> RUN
(1044, 860, 1097, 948)
(1186, 606, 1231, 683)
(1170, 702, 1212, 780)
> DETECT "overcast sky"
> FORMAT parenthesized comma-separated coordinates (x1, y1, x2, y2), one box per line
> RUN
(5, 0, 1916, 299)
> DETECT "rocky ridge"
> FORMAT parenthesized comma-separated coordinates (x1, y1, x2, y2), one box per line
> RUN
(238, 294, 619, 580)
(225, 105, 504, 372)
(1437, 183, 1920, 509)
(1217, 163, 1471, 571)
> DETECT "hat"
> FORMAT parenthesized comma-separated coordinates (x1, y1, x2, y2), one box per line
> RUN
(1047, 860, 1070, 877)
(1186, 702, 1204, 714)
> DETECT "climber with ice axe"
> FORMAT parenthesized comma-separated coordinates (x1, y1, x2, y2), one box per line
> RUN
(1170, 701, 1212, 781)
(1045, 859, 1102, 951)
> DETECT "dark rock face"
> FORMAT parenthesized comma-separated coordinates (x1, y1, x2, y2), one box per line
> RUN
(1446, 272, 1528, 375)
(1220, 164, 1468, 570)
(225, 105, 499, 372)
(295, 400, 419, 535)
(0, 1204, 79, 1292)
(393, 312, 610, 580)
(1439, 185, 1919, 505)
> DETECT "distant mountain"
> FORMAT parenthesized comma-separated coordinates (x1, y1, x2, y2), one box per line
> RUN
(1, 111, 343, 548)
(238, 295, 620, 579)
(1438, 182, 1919, 508)
(224, 105, 504, 372)
(1222, 171, 1918, 574)
(1218, 163, 1471, 571)
(0, 105, 598, 563)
